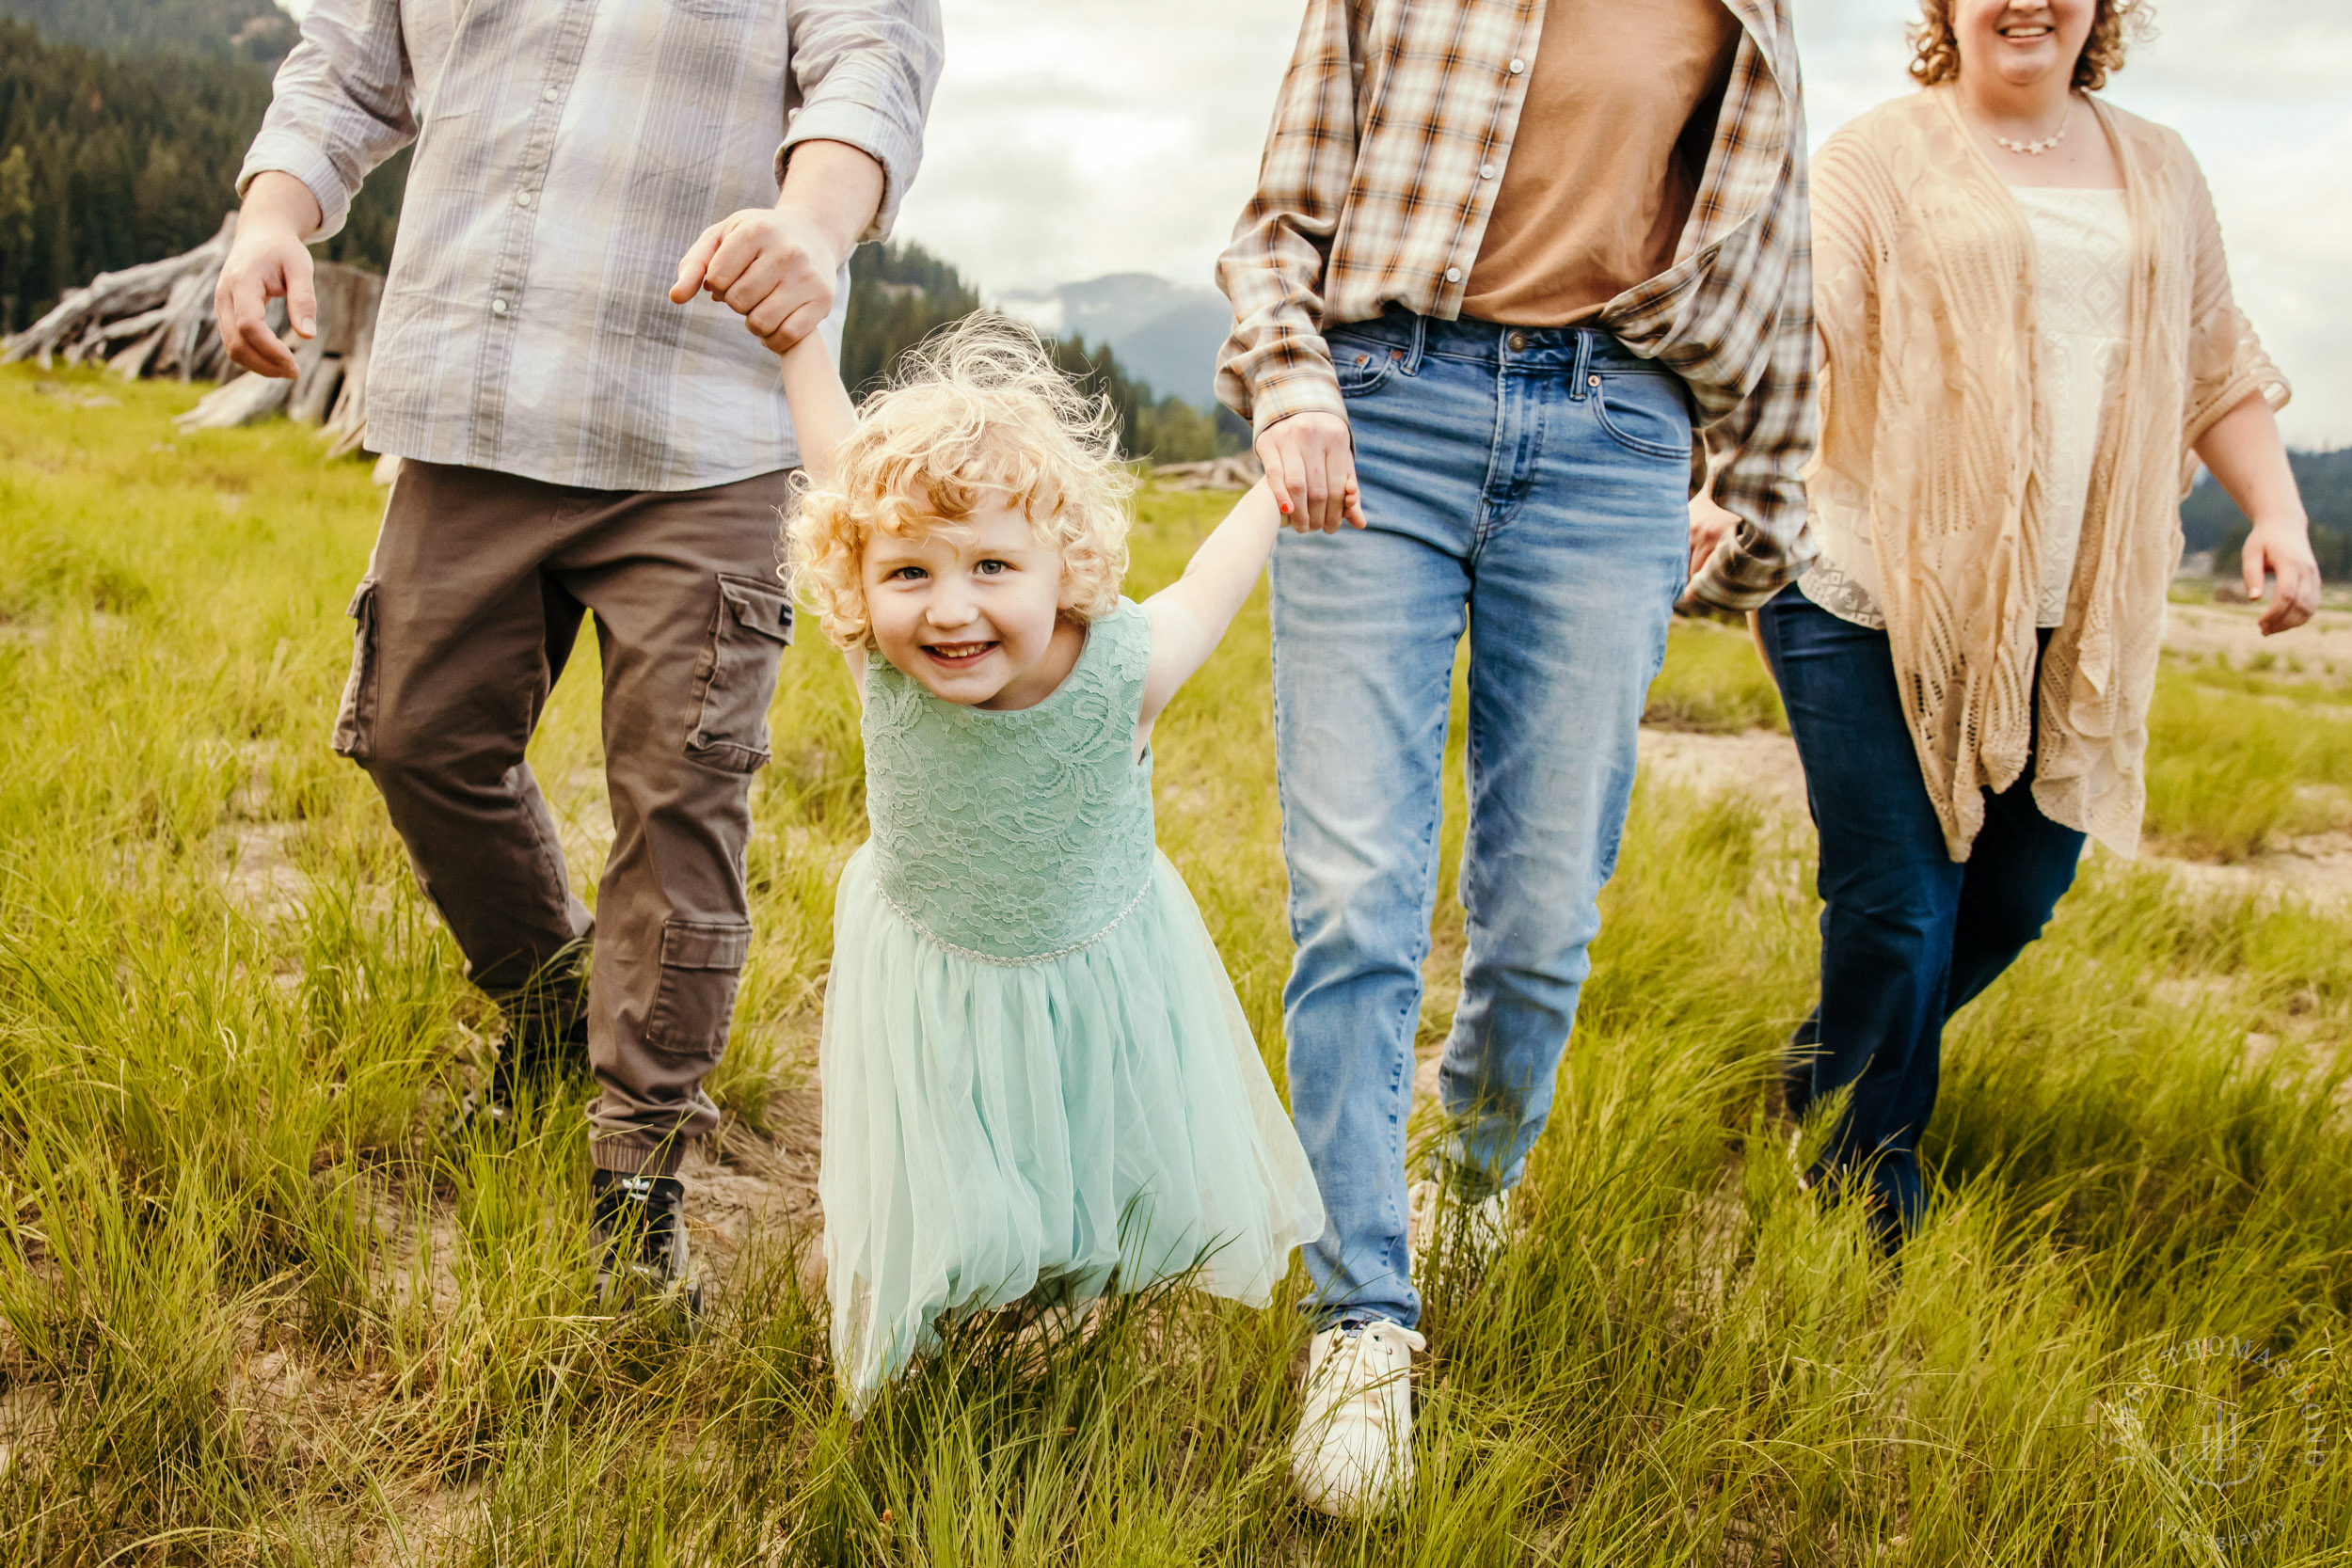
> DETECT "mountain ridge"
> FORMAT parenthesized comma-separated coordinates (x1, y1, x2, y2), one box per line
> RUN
(1000, 272, 1232, 413)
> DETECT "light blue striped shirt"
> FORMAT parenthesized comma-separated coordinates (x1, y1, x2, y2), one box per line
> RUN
(241, 0, 943, 491)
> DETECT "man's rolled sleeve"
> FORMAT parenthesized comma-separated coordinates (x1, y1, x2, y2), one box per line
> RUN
(780, 0, 944, 242)
(238, 130, 359, 240)
(234, 0, 417, 242)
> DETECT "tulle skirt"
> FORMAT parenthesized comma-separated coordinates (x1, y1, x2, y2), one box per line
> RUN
(818, 843, 1325, 1400)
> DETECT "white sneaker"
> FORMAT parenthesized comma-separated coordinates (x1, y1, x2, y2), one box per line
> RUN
(1290, 1320, 1427, 1517)
(1407, 1176, 1510, 1266)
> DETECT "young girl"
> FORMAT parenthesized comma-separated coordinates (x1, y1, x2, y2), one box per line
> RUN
(777, 319, 1339, 1399)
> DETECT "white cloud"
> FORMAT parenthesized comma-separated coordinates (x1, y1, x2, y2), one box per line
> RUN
(899, 0, 2352, 446)
(278, 0, 2348, 440)
(895, 0, 1296, 295)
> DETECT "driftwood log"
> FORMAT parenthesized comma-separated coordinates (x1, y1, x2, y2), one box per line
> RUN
(1, 213, 384, 456)
(1151, 451, 1263, 491)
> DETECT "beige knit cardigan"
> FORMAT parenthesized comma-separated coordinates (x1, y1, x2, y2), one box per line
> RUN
(1807, 87, 2287, 861)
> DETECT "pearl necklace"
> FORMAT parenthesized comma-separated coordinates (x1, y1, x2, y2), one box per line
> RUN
(1991, 98, 2073, 156)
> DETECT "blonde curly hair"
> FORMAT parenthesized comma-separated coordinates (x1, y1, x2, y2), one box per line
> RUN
(787, 315, 1135, 650)
(1909, 0, 2153, 92)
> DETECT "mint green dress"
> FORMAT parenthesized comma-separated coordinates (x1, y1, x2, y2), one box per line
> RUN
(818, 599, 1325, 1400)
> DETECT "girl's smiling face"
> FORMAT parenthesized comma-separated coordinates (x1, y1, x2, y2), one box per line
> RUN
(860, 496, 1085, 709)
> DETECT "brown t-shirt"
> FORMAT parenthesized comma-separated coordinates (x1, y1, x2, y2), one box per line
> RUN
(1461, 0, 1742, 326)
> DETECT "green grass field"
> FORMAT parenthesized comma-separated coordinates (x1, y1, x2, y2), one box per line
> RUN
(2, 364, 2348, 1565)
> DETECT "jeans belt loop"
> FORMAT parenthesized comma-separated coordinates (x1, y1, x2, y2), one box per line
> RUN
(1403, 310, 1428, 375)
(1567, 329, 1594, 400)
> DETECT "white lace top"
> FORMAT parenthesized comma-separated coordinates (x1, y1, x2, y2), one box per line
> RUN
(1801, 184, 2135, 631)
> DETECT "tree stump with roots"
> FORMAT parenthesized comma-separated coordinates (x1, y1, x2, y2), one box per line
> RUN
(1, 212, 384, 458)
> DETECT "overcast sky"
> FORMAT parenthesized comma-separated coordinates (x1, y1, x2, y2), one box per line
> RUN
(896, 1, 2352, 448)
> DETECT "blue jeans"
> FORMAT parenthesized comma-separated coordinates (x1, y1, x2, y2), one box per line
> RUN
(1755, 587, 2086, 1243)
(1272, 311, 1692, 1330)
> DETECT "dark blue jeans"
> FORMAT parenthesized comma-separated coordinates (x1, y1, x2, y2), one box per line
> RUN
(1755, 586, 2085, 1242)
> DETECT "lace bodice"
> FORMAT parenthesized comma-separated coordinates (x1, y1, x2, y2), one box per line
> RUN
(2013, 185, 2132, 627)
(860, 600, 1156, 964)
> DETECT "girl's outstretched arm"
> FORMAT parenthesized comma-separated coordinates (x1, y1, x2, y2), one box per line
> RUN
(1137, 478, 1359, 736)
(776, 332, 865, 697)
(778, 329, 858, 485)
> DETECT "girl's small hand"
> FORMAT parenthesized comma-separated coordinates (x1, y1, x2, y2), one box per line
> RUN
(1332, 482, 1369, 531)
(2243, 517, 2321, 636)
(1275, 481, 1366, 533)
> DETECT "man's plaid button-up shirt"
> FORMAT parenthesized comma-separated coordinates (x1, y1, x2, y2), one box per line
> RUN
(1215, 0, 1816, 610)
(242, 0, 942, 493)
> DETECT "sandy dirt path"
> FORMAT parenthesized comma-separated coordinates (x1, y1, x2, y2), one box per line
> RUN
(1635, 598, 2352, 908)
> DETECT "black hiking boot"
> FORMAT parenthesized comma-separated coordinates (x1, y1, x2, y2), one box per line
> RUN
(446, 1012, 593, 1140)
(1781, 1006, 1822, 1122)
(591, 1167, 701, 1317)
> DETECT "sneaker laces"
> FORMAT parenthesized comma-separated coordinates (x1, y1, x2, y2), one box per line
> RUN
(1316, 1322, 1427, 1431)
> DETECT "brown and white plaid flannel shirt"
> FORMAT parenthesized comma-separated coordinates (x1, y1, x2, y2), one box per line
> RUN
(1214, 0, 1816, 610)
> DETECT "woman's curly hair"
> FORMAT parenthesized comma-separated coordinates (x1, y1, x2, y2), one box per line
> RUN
(787, 315, 1135, 650)
(1909, 0, 2153, 91)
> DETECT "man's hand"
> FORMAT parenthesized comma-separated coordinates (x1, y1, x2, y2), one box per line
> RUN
(669, 206, 845, 354)
(1256, 411, 1366, 533)
(2243, 516, 2322, 636)
(215, 170, 326, 380)
(670, 138, 883, 356)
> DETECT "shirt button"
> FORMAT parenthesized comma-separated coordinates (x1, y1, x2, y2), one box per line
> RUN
(1479, 163, 1497, 180)
(1508, 57, 1525, 74)
(1444, 266, 1462, 283)
(491, 298, 509, 316)
(515, 191, 532, 208)
(543, 86, 559, 102)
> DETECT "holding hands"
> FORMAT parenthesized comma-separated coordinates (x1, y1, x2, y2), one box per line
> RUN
(672, 138, 883, 354)
(1257, 411, 1369, 533)
(668, 203, 845, 352)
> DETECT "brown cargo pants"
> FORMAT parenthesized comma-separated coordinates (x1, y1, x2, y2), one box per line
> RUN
(333, 459, 794, 1176)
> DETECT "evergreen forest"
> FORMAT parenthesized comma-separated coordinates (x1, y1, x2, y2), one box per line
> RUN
(0, 0, 297, 65)
(0, 8, 1240, 463)
(2185, 446, 2352, 581)
(841, 241, 1248, 464)
(0, 19, 408, 337)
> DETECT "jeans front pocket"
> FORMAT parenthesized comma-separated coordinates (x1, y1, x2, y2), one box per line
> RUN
(686, 574, 793, 773)
(643, 917, 754, 1059)
(331, 578, 379, 760)
(1592, 372, 1693, 461)
(1328, 333, 1406, 399)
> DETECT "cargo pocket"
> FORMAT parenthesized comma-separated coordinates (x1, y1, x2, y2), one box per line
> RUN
(642, 917, 754, 1059)
(686, 574, 793, 772)
(331, 578, 379, 761)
